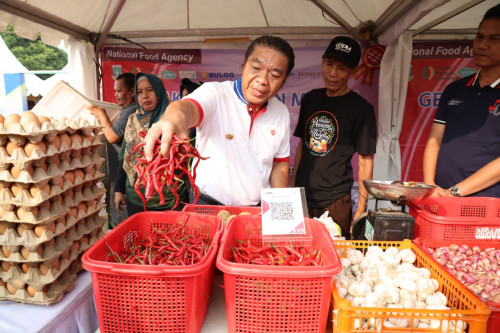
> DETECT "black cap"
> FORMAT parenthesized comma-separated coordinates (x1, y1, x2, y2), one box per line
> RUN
(180, 78, 203, 94)
(322, 36, 361, 69)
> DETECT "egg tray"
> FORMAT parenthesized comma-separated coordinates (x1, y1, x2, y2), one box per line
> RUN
(0, 220, 105, 290)
(0, 116, 102, 146)
(0, 157, 105, 206)
(0, 133, 103, 171)
(0, 260, 81, 305)
(0, 190, 106, 248)
(0, 180, 105, 224)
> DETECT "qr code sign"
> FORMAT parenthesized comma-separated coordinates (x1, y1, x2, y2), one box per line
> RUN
(270, 201, 294, 220)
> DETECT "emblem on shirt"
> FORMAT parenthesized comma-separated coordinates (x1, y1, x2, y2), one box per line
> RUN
(489, 99, 500, 116)
(448, 99, 462, 106)
(271, 130, 276, 136)
(305, 111, 338, 157)
(225, 133, 234, 140)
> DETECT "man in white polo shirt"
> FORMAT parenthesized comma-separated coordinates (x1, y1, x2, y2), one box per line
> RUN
(144, 35, 295, 206)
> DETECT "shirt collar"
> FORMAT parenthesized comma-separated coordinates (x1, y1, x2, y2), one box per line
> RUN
(467, 71, 500, 88)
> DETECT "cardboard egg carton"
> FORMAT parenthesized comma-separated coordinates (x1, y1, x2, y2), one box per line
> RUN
(0, 160, 105, 207)
(0, 185, 105, 239)
(0, 200, 105, 261)
(0, 215, 105, 290)
(0, 131, 104, 172)
(0, 120, 59, 146)
(0, 261, 80, 305)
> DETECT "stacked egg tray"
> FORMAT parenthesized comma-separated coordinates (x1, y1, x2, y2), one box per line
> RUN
(0, 116, 107, 305)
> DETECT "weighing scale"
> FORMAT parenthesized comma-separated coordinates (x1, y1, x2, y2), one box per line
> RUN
(351, 180, 436, 241)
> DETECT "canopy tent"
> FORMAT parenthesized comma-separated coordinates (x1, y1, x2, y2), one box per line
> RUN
(0, 0, 496, 184)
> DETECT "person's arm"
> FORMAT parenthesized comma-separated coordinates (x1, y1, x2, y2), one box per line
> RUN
(353, 153, 373, 222)
(144, 100, 199, 161)
(88, 105, 121, 144)
(423, 123, 448, 197)
(290, 139, 303, 187)
(270, 161, 290, 188)
(446, 157, 500, 197)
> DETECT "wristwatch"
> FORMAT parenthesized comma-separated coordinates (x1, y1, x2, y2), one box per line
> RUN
(449, 185, 462, 197)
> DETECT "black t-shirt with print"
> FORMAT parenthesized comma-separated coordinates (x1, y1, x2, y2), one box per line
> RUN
(293, 88, 376, 208)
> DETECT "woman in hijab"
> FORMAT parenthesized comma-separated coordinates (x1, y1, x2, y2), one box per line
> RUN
(115, 73, 188, 216)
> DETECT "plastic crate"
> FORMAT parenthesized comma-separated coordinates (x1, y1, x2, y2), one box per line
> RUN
(331, 239, 491, 333)
(407, 197, 500, 241)
(182, 204, 261, 216)
(413, 238, 500, 333)
(216, 215, 342, 333)
(81, 211, 223, 333)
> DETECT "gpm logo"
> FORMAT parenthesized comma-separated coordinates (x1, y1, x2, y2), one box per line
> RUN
(489, 100, 500, 116)
(422, 66, 435, 80)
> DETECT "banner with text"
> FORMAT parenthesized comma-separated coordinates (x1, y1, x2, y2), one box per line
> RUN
(400, 41, 476, 182)
(100, 46, 380, 182)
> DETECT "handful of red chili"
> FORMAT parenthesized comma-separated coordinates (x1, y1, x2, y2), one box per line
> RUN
(106, 224, 211, 265)
(230, 240, 323, 266)
(132, 131, 208, 210)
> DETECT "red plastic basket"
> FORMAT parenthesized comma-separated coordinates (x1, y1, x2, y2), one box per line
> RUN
(216, 215, 342, 333)
(182, 204, 261, 216)
(407, 197, 500, 241)
(413, 238, 500, 333)
(82, 211, 223, 333)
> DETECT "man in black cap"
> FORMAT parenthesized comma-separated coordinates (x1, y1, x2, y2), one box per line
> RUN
(291, 36, 377, 239)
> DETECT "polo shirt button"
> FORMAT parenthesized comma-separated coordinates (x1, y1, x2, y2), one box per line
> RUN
(478, 92, 481, 95)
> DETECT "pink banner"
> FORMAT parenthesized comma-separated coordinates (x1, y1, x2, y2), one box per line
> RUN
(101, 46, 380, 178)
(400, 41, 476, 182)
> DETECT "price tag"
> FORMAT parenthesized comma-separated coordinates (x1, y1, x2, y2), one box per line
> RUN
(261, 187, 306, 236)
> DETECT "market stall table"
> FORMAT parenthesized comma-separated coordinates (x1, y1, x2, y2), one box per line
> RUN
(0, 271, 99, 333)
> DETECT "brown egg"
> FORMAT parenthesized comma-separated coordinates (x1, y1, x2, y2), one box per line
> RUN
(1, 245, 11, 258)
(39, 199, 52, 211)
(16, 206, 38, 220)
(73, 169, 85, 182)
(5, 141, 22, 156)
(19, 111, 41, 128)
(21, 263, 30, 273)
(10, 183, 23, 197)
(59, 133, 71, 149)
(57, 216, 67, 227)
(70, 133, 83, 147)
(68, 207, 78, 219)
(63, 170, 74, 184)
(3, 113, 21, 131)
(24, 141, 47, 157)
(0, 207, 6, 219)
(29, 183, 51, 198)
(71, 241, 80, 252)
(77, 202, 87, 214)
(0, 114, 5, 124)
(38, 115, 51, 123)
(38, 262, 51, 275)
(51, 194, 63, 205)
(27, 284, 47, 297)
(20, 245, 43, 260)
(46, 135, 61, 151)
(1, 261, 12, 272)
(16, 223, 33, 237)
(80, 235, 89, 246)
(6, 282, 17, 295)
(53, 177, 64, 189)
(11, 165, 34, 179)
(51, 157, 61, 168)
(0, 222, 8, 235)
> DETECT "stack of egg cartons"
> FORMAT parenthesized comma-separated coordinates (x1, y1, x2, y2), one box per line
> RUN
(0, 112, 106, 304)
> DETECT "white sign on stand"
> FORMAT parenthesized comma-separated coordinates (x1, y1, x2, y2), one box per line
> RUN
(261, 187, 307, 236)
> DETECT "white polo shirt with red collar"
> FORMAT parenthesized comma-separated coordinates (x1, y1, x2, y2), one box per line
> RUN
(185, 78, 290, 206)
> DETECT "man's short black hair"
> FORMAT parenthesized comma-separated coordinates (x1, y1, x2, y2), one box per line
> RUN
(479, 4, 500, 28)
(116, 72, 135, 90)
(243, 35, 295, 77)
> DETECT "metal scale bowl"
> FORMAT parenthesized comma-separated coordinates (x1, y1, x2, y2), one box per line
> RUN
(352, 180, 436, 241)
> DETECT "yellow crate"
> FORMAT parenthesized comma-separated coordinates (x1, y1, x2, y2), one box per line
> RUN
(331, 239, 491, 333)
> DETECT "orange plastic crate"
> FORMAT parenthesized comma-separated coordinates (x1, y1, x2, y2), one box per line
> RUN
(407, 197, 500, 241)
(331, 239, 491, 333)
(182, 204, 261, 216)
(82, 211, 223, 333)
(413, 238, 500, 333)
(216, 216, 342, 333)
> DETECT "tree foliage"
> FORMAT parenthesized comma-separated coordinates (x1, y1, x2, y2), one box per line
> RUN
(0, 24, 68, 80)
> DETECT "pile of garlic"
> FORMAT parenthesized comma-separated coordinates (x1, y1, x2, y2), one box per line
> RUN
(335, 246, 466, 332)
